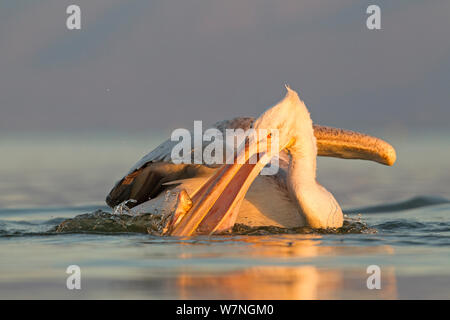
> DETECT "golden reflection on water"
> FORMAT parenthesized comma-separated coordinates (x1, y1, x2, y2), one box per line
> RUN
(176, 234, 395, 259)
(177, 265, 398, 299)
(174, 235, 397, 299)
(177, 266, 338, 299)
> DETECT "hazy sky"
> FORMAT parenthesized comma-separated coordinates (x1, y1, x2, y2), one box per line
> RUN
(1, 0, 449, 134)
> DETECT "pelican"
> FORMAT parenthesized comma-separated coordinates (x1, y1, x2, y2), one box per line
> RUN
(106, 86, 396, 236)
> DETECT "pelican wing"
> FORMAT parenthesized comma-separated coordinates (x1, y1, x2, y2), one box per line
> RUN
(106, 117, 256, 207)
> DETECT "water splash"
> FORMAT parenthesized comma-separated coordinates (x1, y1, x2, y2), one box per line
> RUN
(112, 199, 137, 215)
(54, 210, 169, 235)
(53, 210, 374, 235)
(230, 216, 375, 235)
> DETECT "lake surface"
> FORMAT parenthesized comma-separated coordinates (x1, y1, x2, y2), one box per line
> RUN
(1, 131, 450, 299)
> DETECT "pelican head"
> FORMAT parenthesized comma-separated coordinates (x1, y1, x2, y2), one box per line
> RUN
(253, 85, 315, 153)
(166, 86, 396, 236)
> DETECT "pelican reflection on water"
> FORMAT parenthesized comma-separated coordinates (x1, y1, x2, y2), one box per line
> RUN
(174, 236, 398, 299)
(106, 86, 396, 236)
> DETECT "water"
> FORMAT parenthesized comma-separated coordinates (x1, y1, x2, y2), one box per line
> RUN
(1, 131, 450, 299)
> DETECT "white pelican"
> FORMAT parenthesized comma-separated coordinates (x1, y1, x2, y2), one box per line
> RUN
(106, 86, 396, 236)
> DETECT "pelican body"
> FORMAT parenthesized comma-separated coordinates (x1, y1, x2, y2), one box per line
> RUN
(106, 87, 396, 236)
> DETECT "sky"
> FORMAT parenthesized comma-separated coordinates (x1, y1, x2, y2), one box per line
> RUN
(0, 0, 449, 135)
